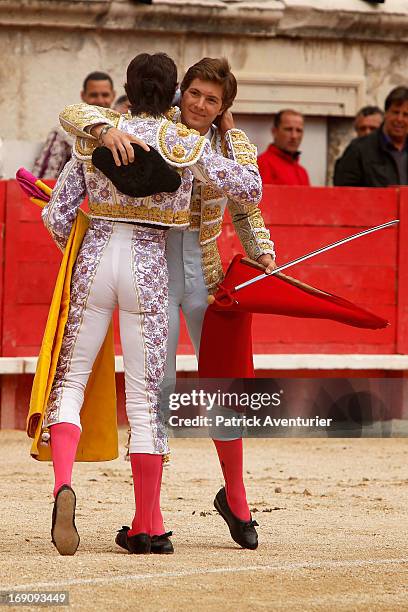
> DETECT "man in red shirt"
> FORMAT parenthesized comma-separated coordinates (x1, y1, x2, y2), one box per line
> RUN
(257, 109, 310, 185)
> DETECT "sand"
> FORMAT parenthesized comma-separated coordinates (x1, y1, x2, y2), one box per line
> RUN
(1, 430, 407, 611)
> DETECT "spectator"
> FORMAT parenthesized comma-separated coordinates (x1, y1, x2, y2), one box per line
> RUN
(334, 86, 408, 187)
(32, 71, 115, 179)
(113, 94, 130, 113)
(354, 106, 384, 137)
(257, 109, 310, 185)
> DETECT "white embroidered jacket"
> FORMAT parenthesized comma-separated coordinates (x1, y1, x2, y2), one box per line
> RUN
(58, 104, 274, 290)
(168, 108, 275, 290)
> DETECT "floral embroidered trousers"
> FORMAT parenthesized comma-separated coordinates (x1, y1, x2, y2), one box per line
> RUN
(45, 220, 169, 455)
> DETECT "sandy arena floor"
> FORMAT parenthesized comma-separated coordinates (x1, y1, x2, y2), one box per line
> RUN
(0, 430, 407, 611)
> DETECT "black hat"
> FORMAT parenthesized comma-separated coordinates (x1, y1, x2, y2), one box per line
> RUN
(92, 143, 182, 197)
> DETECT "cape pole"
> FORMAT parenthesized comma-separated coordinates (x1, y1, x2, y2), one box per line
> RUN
(234, 219, 399, 293)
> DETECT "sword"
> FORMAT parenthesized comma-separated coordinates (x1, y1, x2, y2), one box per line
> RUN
(210, 219, 399, 306)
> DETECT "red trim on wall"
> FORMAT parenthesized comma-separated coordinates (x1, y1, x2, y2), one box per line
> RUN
(397, 188, 408, 353)
(0, 181, 6, 352)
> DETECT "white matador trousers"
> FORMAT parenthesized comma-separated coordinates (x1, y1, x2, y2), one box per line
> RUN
(163, 229, 208, 384)
(162, 228, 243, 440)
(45, 220, 169, 455)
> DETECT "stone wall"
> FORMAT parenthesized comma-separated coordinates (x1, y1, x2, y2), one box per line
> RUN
(1, 0, 408, 180)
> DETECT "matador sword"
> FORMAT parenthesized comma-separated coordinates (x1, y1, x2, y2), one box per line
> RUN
(211, 219, 399, 305)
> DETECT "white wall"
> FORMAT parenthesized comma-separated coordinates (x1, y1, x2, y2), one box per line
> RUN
(235, 114, 328, 186)
(2, 140, 43, 180)
(3, 117, 329, 184)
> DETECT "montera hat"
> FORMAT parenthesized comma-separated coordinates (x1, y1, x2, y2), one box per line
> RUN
(92, 143, 182, 197)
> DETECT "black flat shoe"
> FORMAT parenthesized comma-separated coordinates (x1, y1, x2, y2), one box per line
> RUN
(214, 487, 259, 550)
(51, 485, 80, 556)
(151, 531, 174, 554)
(115, 526, 151, 554)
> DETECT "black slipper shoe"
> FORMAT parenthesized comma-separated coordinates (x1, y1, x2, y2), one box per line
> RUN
(214, 487, 259, 550)
(115, 526, 151, 554)
(51, 485, 80, 556)
(151, 531, 174, 554)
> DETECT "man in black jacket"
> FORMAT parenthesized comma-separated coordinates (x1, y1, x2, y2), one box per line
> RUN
(334, 86, 408, 187)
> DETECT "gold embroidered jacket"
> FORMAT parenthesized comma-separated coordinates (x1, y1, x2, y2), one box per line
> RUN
(59, 104, 274, 291)
(170, 108, 275, 291)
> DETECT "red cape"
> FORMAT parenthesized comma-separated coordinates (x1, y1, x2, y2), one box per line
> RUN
(199, 255, 388, 378)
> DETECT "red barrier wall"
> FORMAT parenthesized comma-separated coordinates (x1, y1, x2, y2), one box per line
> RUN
(397, 188, 408, 353)
(0, 180, 407, 429)
(0, 181, 405, 357)
(220, 185, 399, 354)
(0, 181, 6, 352)
(2, 180, 61, 355)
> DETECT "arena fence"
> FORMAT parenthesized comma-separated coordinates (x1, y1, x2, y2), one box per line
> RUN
(1, 181, 407, 429)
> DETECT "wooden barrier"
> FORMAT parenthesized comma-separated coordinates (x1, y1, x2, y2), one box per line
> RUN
(397, 188, 408, 354)
(0, 180, 406, 429)
(0, 180, 6, 352)
(2, 180, 61, 356)
(219, 186, 399, 354)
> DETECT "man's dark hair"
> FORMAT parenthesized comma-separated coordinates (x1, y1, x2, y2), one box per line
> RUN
(83, 71, 114, 91)
(115, 94, 128, 106)
(356, 105, 384, 118)
(384, 86, 408, 111)
(273, 109, 304, 128)
(125, 53, 177, 117)
(180, 58, 237, 110)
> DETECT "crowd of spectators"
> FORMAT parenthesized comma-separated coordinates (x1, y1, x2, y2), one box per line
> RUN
(257, 86, 408, 189)
(334, 86, 408, 187)
(21, 67, 408, 191)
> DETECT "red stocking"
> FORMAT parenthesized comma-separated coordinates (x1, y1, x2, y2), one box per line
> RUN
(50, 422, 81, 498)
(213, 438, 250, 521)
(151, 463, 165, 536)
(129, 453, 163, 536)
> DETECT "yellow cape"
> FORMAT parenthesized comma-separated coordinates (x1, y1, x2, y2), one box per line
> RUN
(27, 199, 118, 462)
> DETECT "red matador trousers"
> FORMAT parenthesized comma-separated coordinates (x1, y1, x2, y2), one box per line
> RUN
(45, 220, 169, 455)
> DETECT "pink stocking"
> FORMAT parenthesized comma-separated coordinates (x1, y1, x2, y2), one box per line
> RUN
(50, 422, 81, 498)
(213, 438, 251, 521)
(129, 453, 163, 536)
(151, 462, 165, 536)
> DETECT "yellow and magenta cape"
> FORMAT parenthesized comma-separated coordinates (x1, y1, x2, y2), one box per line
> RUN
(17, 169, 118, 461)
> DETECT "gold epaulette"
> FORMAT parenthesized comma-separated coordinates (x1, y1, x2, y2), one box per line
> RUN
(227, 129, 258, 167)
(157, 120, 207, 167)
(60, 103, 121, 138)
(165, 106, 180, 123)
